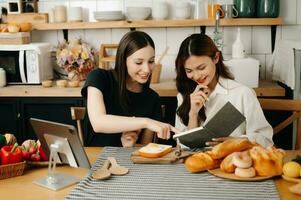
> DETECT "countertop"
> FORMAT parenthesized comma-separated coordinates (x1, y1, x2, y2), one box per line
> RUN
(0, 80, 285, 97)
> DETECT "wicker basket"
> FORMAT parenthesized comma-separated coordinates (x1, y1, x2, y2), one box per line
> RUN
(0, 161, 26, 180)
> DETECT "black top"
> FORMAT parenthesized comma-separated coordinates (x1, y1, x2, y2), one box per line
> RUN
(81, 68, 161, 146)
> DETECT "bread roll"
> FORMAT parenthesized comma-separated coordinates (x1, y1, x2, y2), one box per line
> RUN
(208, 138, 254, 159)
(220, 152, 236, 173)
(250, 146, 285, 177)
(185, 152, 220, 173)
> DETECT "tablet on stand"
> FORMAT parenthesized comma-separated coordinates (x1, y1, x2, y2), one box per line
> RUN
(30, 118, 91, 191)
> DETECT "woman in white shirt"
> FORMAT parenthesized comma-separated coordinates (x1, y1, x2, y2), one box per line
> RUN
(175, 33, 273, 148)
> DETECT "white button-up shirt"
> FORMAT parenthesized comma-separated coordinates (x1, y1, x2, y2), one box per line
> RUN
(175, 77, 274, 148)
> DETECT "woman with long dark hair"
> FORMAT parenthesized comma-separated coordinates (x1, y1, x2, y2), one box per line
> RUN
(82, 31, 178, 147)
(175, 33, 273, 148)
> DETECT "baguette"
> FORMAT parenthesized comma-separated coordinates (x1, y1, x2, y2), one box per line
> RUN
(185, 152, 220, 173)
(208, 138, 254, 159)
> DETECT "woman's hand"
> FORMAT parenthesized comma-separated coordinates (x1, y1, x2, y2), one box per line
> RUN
(145, 118, 179, 140)
(189, 85, 210, 115)
(205, 136, 236, 147)
(121, 131, 140, 148)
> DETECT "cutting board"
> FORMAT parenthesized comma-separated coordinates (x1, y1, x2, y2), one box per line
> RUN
(7, 13, 48, 24)
(0, 32, 30, 44)
(131, 149, 193, 164)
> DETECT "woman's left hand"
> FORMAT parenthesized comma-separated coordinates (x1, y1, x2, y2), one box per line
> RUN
(205, 136, 236, 147)
(121, 131, 139, 148)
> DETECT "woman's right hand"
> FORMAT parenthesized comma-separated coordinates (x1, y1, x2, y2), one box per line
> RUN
(144, 118, 179, 140)
(189, 85, 210, 115)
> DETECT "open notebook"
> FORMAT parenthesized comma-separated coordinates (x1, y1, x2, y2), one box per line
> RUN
(173, 102, 246, 149)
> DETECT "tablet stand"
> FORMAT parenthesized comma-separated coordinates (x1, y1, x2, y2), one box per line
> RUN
(33, 138, 80, 191)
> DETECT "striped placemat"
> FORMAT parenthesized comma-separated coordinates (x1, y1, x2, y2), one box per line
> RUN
(65, 147, 280, 200)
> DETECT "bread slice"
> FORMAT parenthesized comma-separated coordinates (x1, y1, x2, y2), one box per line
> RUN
(138, 143, 172, 158)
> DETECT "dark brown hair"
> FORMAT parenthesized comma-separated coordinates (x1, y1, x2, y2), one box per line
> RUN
(175, 33, 233, 126)
(114, 31, 155, 111)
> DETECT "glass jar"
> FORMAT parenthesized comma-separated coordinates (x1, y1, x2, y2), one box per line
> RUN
(257, 0, 279, 18)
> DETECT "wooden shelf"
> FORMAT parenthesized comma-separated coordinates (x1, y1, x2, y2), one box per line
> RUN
(32, 18, 283, 30)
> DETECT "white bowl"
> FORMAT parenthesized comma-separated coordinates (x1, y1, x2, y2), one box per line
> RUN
(125, 7, 151, 20)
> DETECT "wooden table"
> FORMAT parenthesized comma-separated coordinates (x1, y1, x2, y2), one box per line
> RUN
(0, 148, 300, 200)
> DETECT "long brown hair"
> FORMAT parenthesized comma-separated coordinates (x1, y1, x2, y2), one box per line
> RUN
(114, 31, 155, 111)
(175, 33, 233, 126)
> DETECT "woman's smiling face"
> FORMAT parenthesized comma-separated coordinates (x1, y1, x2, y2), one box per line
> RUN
(126, 45, 155, 84)
(184, 54, 218, 89)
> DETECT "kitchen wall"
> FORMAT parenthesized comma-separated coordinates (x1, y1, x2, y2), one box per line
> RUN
(1, 0, 300, 82)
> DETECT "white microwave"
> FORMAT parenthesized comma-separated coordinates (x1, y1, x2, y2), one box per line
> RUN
(0, 43, 53, 84)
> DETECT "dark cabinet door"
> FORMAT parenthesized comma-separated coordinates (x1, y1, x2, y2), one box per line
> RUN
(160, 97, 177, 126)
(20, 97, 83, 142)
(0, 98, 20, 141)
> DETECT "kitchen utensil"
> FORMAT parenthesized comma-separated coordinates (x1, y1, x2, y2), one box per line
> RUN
(56, 80, 68, 88)
(92, 159, 111, 180)
(257, 0, 279, 18)
(125, 7, 151, 20)
(151, 47, 168, 84)
(152, 1, 169, 20)
(93, 11, 124, 21)
(174, 1, 191, 19)
(68, 7, 83, 22)
(41, 80, 53, 88)
(54, 5, 67, 23)
(48, 9, 55, 23)
(234, 0, 256, 18)
(232, 28, 245, 59)
(99, 43, 118, 69)
(174, 144, 182, 157)
(107, 157, 129, 175)
(208, 3, 224, 19)
(193, 0, 207, 19)
(222, 4, 238, 18)
(157, 46, 169, 64)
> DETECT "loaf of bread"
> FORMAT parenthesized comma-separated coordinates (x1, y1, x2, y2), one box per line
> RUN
(207, 138, 254, 159)
(185, 152, 220, 173)
(249, 146, 285, 177)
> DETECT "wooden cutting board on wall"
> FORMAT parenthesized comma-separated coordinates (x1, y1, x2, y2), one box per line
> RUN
(7, 13, 48, 24)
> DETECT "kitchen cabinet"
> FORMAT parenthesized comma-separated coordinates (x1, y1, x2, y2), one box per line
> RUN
(0, 97, 83, 143)
(0, 95, 177, 145)
(0, 99, 19, 138)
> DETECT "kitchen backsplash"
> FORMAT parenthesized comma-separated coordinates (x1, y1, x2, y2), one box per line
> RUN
(0, 0, 300, 81)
